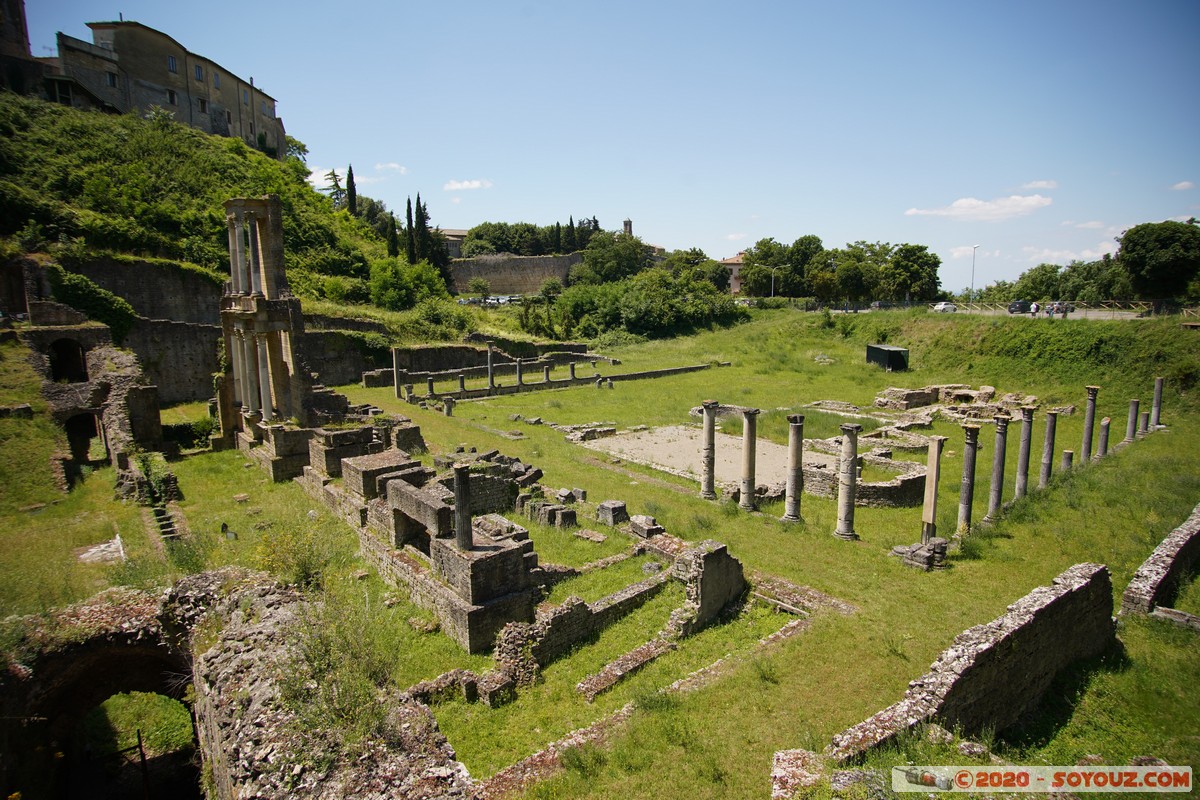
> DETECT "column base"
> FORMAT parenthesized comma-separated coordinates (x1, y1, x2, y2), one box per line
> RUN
(700, 491, 717, 501)
(780, 514, 802, 524)
(832, 530, 859, 541)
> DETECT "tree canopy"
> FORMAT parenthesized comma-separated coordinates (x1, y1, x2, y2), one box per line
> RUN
(1119, 220, 1200, 299)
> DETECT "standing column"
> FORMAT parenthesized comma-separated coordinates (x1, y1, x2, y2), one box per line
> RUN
(1151, 377, 1164, 428)
(243, 331, 260, 415)
(1014, 406, 1035, 498)
(833, 423, 862, 540)
(1061, 450, 1074, 470)
(427, 377, 435, 396)
(782, 414, 805, 522)
(452, 463, 473, 550)
(458, 374, 466, 392)
(739, 408, 760, 511)
(246, 212, 263, 295)
(486, 341, 495, 390)
(543, 365, 551, 382)
(1124, 399, 1139, 443)
(256, 334, 272, 420)
(569, 363, 577, 380)
(443, 397, 455, 416)
(984, 414, 1010, 522)
(1039, 411, 1058, 488)
(921, 436, 947, 544)
(515, 358, 523, 387)
(227, 218, 244, 294)
(958, 425, 980, 533)
(700, 400, 719, 500)
(1138, 411, 1150, 438)
(1081, 386, 1100, 462)
(392, 348, 404, 400)
(1097, 417, 1111, 458)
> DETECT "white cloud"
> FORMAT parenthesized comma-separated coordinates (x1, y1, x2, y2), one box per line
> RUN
(1022, 179, 1058, 190)
(1075, 220, 1104, 229)
(905, 194, 1053, 222)
(1021, 239, 1117, 264)
(375, 162, 408, 173)
(949, 245, 979, 259)
(354, 175, 386, 185)
(450, 197, 462, 204)
(306, 167, 330, 188)
(725, 233, 747, 241)
(1172, 180, 1195, 191)
(443, 179, 493, 191)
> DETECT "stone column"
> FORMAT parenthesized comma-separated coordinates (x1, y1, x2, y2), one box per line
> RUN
(403, 384, 414, 402)
(1151, 377, 1164, 428)
(443, 397, 455, 417)
(569, 363, 577, 380)
(228, 330, 244, 408)
(241, 332, 260, 415)
(458, 374, 466, 392)
(256, 334, 272, 420)
(486, 341, 495, 390)
(427, 377, 435, 396)
(392, 349, 404, 400)
(1014, 406, 1035, 498)
(515, 358, 523, 387)
(227, 217, 244, 294)
(1081, 386, 1100, 462)
(700, 400, 719, 500)
(1124, 399, 1139, 443)
(833, 423, 862, 540)
(607, 378, 614, 390)
(739, 408, 760, 511)
(1097, 417, 1111, 458)
(452, 463, 472, 550)
(1061, 450, 1074, 470)
(958, 425, 980, 533)
(921, 435, 947, 544)
(539, 365, 548, 383)
(782, 414, 805, 522)
(1039, 411, 1058, 489)
(246, 212, 263, 295)
(1138, 411, 1150, 438)
(984, 414, 1010, 522)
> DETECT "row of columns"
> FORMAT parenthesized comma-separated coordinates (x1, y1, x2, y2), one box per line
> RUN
(230, 327, 275, 422)
(226, 210, 265, 296)
(698, 377, 1166, 541)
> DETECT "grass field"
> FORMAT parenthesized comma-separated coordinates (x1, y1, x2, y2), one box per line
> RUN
(2, 308, 1198, 798)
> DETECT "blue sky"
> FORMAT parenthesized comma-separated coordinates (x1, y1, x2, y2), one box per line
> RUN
(27, 0, 1200, 292)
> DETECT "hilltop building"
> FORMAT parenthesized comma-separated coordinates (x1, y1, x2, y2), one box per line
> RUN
(0, 0, 285, 158)
(720, 252, 745, 294)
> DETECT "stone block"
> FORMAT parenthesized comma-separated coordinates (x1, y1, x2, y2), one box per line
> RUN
(629, 514, 665, 538)
(555, 507, 577, 528)
(597, 500, 629, 526)
(516, 467, 543, 487)
(342, 450, 419, 501)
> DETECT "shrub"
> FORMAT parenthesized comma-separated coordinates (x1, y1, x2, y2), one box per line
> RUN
(45, 264, 138, 343)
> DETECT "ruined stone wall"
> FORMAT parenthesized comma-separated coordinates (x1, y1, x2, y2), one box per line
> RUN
(1122, 502, 1200, 615)
(394, 344, 514, 372)
(62, 257, 223, 324)
(124, 318, 220, 404)
(826, 563, 1115, 763)
(303, 329, 387, 387)
(448, 253, 582, 295)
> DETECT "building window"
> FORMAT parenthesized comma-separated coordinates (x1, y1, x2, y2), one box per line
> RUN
(168, 55, 177, 73)
(199, 98, 208, 114)
(242, 89, 249, 105)
(106, 71, 117, 88)
(226, 110, 232, 124)
(249, 120, 255, 135)
(213, 72, 220, 88)
(195, 64, 203, 81)
(167, 89, 177, 105)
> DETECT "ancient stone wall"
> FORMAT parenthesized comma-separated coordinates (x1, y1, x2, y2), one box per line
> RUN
(448, 253, 582, 295)
(826, 563, 1115, 763)
(303, 329, 388, 387)
(394, 344, 513, 372)
(1121, 502, 1200, 614)
(124, 318, 221, 404)
(62, 257, 223, 324)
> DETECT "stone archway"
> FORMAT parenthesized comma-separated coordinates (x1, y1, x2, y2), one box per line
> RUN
(64, 412, 105, 465)
(48, 338, 88, 383)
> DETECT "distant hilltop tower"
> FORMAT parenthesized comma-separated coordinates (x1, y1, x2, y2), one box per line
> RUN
(623, 219, 632, 236)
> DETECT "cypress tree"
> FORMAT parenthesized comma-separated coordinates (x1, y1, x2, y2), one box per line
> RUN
(405, 197, 416, 264)
(386, 212, 399, 258)
(414, 193, 431, 263)
(346, 164, 358, 215)
(553, 222, 562, 253)
(564, 216, 577, 251)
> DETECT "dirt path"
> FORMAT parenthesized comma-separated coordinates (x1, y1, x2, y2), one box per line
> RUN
(581, 425, 838, 487)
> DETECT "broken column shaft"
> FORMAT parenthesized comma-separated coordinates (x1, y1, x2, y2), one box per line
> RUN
(1151, 377, 1164, 428)
(1124, 399, 1139, 443)
(984, 414, 1010, 522)
(833, 423, 862, 540)
(782, 414, 804, 522)
(739, 408, 760, 511)
(1097, 417, 1111, 458)
(453, 463, 473, 550)
(700, 400, 719, 500)
(958, 424, 980, 533)
(921, 435, 947, 544)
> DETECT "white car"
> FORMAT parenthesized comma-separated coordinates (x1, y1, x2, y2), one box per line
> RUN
(932, 302, 957, 313)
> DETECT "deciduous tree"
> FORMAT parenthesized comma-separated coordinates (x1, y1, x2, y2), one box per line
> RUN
(1119, 220, 1200, 299)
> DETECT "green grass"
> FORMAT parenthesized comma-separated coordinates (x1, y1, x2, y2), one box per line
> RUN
(75, 691, 195, 759)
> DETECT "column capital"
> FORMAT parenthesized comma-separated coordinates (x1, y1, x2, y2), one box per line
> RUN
(702, 399, 720, 410)
(743, 407, 761, 417)
(786, 413, 805, 425)
(1086, 385, 1101, 397)
(962, 424, 981, 441)
(1020, 405, 1036, 421)
(839, 422, 862, 434)
(994, 414, 1011, 432)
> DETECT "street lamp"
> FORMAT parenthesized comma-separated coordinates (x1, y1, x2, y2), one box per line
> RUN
(970, 244, 980, 301)
(770, 266, 779, 298)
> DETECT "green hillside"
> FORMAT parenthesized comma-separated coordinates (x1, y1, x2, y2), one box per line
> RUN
(0, 92, 384, 295)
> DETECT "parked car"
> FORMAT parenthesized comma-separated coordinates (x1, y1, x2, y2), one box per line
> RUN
(1008, 299, 1032, 314)
(1051, 301, 1074, 315)
(932, 301, 957, 313)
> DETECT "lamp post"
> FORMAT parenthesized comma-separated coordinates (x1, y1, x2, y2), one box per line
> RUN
(970, 244, 980, 301)
(770, 266, 779, 298)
